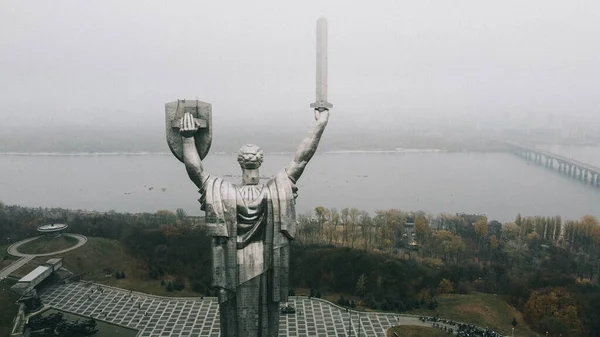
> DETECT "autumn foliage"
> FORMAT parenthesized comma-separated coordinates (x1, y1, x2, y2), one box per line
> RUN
(524, 287, 584, 336)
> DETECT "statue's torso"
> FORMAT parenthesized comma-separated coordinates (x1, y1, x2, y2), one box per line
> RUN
(235, 184, 268, 250)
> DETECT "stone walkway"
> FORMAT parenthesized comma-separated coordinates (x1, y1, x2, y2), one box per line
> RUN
(0, 256, 34, 280)
(40, 282, 430, 337)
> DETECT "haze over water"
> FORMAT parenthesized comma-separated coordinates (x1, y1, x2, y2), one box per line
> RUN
(1, 151, 599, 222)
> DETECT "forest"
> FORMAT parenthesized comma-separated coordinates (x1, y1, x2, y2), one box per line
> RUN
(1, 201, 600, 336)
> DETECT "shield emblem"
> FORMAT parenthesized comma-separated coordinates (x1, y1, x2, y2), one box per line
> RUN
(165, 99, 212, 162)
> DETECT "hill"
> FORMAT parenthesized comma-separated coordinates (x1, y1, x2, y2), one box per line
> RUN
(12, 237, 202, 297)
(408, 293, 536, 337)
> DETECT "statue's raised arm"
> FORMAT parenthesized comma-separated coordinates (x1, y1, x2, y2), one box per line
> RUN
(285, 108, 330, 182)
(180, 112, 209, 190)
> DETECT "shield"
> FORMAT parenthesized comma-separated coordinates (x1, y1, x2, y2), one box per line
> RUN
(165, 99, 212, 162)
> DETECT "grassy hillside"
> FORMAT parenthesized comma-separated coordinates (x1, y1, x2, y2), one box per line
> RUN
(28, 237, 202, 297)
(0, 278, 19, 337)
(17, 235, 78, 255)
(408, 292, 536, 337)
(0, 244, 17, 270)
(387, 325, 450, 337)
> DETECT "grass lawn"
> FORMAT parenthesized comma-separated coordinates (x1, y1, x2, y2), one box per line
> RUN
(0, 278, 20, 337)
(387, 325, 451, 337)
(408, 292, 536, 337)
(16, 235, 78, 255)
(27, 237, 202, 298)
(0, 244, 17, 270)
(9, 260, 40, 279)
(36, 308, 138, 337)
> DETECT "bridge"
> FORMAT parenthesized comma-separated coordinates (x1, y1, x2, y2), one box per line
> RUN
(497, 140, 600, 187)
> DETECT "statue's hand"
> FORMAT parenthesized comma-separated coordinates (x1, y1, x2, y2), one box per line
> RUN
(180, 113, 198, 138)
(314, 108, 330, 126)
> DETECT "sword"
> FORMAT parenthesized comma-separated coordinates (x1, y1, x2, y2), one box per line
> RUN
(310, 17, 333, 110)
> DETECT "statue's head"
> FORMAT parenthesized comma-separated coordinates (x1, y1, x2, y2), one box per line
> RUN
(237, 144, 264, 170)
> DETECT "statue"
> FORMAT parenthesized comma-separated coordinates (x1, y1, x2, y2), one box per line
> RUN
(177, 108, 328, 336)
(166, 17, 332, 337)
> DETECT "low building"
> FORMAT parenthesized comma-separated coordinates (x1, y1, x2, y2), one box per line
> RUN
(10, 258, 63, 296)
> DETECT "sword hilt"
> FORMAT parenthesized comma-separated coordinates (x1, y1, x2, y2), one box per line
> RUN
(310, 101, 333, 110)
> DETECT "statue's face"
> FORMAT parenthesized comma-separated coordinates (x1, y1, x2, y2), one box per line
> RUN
(237, 145, 263, 170)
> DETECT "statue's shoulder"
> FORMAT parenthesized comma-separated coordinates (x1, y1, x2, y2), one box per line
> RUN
(199, 174, 239, 193)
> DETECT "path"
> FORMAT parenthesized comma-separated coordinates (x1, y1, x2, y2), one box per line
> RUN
(0, 256, 34, 280)
(7, 233, 87, 258)
(1, 233, 87, 280)
(40, 282, 442, 337)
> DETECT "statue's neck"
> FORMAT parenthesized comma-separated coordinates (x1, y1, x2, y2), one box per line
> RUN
(242, 168, 260, 185)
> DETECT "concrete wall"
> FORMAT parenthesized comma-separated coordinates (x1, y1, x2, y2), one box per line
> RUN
(10, 303, 27, 337)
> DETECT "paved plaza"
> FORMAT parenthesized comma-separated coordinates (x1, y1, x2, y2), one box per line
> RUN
(40, 282, 429, 337)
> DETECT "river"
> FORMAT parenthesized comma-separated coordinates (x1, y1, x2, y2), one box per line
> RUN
(1, 150, 599, 222)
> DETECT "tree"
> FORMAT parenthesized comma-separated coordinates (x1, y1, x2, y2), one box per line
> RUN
(524, 287, 584, 336)
(490, 235, 499, 250)
(360, 211, 373, 251)
(167, 282, 174, 292)
(437, 278, 454, 294)
(314, 206, 329, 240)
(474, 218, 489, 239)
(348, 208, 360, 248)
(512, 317, 518, 327)
(502, 222, 519, 241)
(355, 273, 367, 297)
(156, 210, 177, 225)
(414, 215, 430, 244)
(329, 208, 340, 245)
(175, 208, 188, 225)
(28, 312, 98, 337)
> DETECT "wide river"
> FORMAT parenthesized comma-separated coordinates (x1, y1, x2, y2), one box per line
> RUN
(1, 149, 599, 222)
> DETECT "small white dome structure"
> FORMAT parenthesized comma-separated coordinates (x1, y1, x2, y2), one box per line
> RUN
(37, 223, 68, 237)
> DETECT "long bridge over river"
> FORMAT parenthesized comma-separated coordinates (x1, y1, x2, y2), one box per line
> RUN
(497, 140, 600, 187)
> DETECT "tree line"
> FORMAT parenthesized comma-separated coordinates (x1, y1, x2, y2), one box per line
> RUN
(2, 201, 600, 336)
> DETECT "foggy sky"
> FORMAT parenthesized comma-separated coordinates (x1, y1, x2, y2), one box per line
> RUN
(1, 0, 600, 134)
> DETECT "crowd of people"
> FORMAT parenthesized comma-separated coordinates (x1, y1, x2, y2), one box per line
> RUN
(419, 316, 504, 337)
(455, 324, 503, 337)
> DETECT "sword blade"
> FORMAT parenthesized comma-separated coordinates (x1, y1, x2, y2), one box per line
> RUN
(310, 17, 333, 109)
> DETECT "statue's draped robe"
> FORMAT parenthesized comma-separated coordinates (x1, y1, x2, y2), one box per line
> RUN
(200, 170, 297, 337)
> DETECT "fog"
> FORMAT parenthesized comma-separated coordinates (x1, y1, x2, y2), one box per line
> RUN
(1, 0, 600, 149)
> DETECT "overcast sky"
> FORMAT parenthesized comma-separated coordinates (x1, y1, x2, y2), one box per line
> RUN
(1, 0, 599, 133)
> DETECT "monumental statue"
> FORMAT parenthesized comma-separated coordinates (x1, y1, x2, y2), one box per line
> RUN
(166, 18, 332, 337)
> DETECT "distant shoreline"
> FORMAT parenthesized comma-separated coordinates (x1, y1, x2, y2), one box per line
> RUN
(0, 149, 450, 156)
